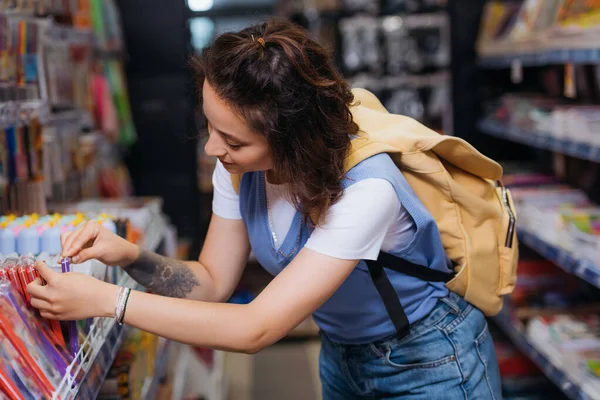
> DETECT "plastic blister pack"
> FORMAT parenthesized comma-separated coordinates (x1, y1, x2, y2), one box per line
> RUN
(0, 280, 79, 399)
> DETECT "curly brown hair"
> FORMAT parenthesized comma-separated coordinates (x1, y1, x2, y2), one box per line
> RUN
(192, 18, 358, 222)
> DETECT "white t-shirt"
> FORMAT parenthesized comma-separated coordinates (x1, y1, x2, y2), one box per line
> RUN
(212, 160, 415, 260)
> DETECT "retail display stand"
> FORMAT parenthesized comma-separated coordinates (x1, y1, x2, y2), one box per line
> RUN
(54, 273, 141, 400)
(0, 0, 136, 215)
(476, 2, 600, 398)
(44, 212, 168, 400)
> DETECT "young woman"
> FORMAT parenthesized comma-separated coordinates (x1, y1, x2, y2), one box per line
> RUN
(28, 19, 502, 399)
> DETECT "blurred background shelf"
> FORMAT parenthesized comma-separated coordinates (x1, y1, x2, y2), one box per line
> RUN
(479, 47, 600, 68)
(517, 228, 600, 289)
(493, 309, 594, 400)
(478, 119, 600, 163)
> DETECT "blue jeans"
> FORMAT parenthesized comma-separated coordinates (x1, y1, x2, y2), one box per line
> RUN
(319, 292, 502, 399)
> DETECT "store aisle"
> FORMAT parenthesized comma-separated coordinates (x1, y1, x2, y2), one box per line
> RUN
(225, 340, 322, 400)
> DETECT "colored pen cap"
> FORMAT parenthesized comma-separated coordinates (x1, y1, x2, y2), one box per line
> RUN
(60, 257, 71, 273)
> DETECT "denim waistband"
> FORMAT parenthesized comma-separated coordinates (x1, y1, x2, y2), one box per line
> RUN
(320, 292, 470, 351)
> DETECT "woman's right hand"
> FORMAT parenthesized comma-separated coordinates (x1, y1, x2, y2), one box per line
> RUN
(60, 221, 139, 267)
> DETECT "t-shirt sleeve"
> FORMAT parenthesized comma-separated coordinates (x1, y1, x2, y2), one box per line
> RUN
(304, 178, 401, 260)
(211, 160, 242, 220)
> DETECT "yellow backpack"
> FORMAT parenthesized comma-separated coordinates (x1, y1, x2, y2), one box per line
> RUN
(230, 88, 518, 316)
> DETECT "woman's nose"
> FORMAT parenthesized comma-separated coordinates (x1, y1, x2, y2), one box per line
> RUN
(204, 133, 226, 158)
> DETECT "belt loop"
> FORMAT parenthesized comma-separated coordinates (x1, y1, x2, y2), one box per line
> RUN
(440, 294, 461, 314)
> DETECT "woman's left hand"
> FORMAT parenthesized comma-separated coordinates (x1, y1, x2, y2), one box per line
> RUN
(27, 261, 118, 321)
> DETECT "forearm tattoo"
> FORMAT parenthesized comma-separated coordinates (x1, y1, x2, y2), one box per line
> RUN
(125, 250, 200, 298)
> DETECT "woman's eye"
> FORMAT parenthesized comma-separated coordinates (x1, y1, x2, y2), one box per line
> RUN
(226, 142, 242, 149)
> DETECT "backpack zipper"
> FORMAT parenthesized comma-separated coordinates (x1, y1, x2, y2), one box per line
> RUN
(500, 185, 516, 248)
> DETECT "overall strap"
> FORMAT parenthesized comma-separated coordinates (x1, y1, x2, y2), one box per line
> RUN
(366, 252, 454, 339)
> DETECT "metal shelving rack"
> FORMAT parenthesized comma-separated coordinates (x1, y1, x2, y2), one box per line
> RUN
(51, 213, 168, 399)
(474, 24, 600, 399)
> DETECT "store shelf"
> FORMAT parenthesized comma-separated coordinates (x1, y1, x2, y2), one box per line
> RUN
(518, 228, 600, 289)
(142, 338, 171, 400)
(52, 215, 166, 399)
(479, 47, 600, 68)
(53, 275, 140, 400)
(493, 309, 592, 400)
(478, 119, 600, 163)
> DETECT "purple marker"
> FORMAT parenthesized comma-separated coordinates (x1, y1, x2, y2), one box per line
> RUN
(60, 257, 71, 273)
(61, 257, 79, 358)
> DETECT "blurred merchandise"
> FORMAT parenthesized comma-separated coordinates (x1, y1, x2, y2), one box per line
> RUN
(477, 0, 600, 58)
(0, 279, 77, 400)
(509, 257, 597, 318)
(0, 0, 136, 215)
(381, 13, 449, 74)
(493, 329, 567, 399)
(0, 199, 171, 399)
(0, 211, 125, 256)
(382, 0, 447, 14)
(50, 197, 169, 256)
(339, 15, 381, 75)
(99, 330, 170, 400)
(483, 94, 600, 147)
(350, 72, 451, 132)
(342, 0, 379, 14)
(505, 176, 600, 262)
(523, 314, 600, 397)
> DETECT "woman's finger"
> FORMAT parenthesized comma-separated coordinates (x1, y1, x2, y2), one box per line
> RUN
(34, 261, 58, 282)
(60, 231, 72, 249)
(61, 224, 86, 257)
(30, 297, 52, 311)
(27, 276, 50, 300)
(40, 310, 57, 320)
(63, 222, 101, 257)
(72, 247, 100, 264)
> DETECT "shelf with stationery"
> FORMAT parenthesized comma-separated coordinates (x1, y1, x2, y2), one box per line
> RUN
(479, 46, 600, 69)
(59, 213, 168, 400)
(493, 308, 597, 400)
(478, 118, 600, 164)
(517, 228, 600, 290)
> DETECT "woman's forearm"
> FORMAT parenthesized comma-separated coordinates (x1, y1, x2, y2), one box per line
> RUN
(110, 289, 265, 353)
(124, 249, 220, 302)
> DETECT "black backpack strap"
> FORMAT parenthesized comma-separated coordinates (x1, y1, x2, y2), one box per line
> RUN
(376, 252, 454, 283)
(365, 259, 411, 338)
(365, 252, 455, 339)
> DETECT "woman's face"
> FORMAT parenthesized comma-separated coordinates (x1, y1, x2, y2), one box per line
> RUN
(203, 80, 272, 174)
